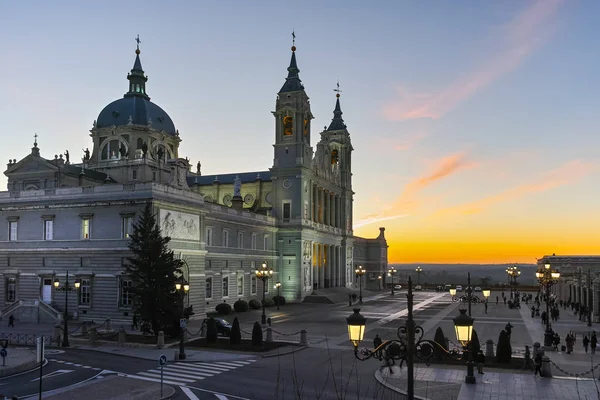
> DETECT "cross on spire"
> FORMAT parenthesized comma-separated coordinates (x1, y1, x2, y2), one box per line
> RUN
(135, 34, 141, 50)
(34, 133, 38, 145)
(334, 81, 342, 97)
(292, 30, 295, 46)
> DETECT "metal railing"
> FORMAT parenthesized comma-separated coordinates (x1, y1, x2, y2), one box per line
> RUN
(0, 332, 52, 346)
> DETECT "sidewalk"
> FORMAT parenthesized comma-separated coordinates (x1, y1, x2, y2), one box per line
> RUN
(0, 347, 38, 377)
(376, 365, 600, 400)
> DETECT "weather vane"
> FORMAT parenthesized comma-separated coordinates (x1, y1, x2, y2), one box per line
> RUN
(135, 34, 141, 50)
(334, 81, 342, 95)
(292, 30, 295, 46)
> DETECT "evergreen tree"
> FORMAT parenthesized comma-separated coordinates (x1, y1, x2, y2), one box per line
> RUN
(470, 329, 481, 354)
(496, 329, 512, 363)
(125, 202, 183, 336)
(206, 317, 218, 343)
(433, 326, 448, 360)
(230, 317, 242, 345)
(252, 321, 263, 346)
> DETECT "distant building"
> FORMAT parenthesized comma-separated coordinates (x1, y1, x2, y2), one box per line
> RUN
(0, 41, 387, 324)
(537, 254, 600, 322)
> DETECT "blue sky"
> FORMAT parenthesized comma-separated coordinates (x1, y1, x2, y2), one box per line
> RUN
(1, 0, 599, 262)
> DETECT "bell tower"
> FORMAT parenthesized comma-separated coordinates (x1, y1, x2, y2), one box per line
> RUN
(272, 38, 314, 169)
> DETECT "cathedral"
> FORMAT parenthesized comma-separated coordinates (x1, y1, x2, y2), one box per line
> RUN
(0, 40, 388, 324)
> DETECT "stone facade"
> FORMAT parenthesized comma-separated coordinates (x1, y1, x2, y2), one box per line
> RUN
(0, 43, 387, 324)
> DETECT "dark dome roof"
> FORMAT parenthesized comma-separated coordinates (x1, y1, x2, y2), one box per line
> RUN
(97, 96, 176, 135)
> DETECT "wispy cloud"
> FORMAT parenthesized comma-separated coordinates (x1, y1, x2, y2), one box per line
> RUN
(433, 160, 598, 216)
(354, 152, 476, 227)
(372, 131, 429, 151)
(383, 0, 563, 121)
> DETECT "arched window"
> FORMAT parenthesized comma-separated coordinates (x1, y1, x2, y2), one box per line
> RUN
(101, 139, 122, 160)
(283, 116, 293, 136)
(331, 149, 339, 165)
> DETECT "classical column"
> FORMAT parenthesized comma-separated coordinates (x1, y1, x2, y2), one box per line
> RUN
(324, 190, 329, 225)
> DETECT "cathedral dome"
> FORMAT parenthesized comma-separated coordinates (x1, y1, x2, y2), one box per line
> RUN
(96, 43, 177, 136)
(97, 96, 176, 135)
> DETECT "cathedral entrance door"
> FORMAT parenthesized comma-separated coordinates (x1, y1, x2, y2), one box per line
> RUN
(41, 278, 53, 303)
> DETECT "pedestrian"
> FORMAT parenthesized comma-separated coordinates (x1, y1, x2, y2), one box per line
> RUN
(505, 322, 513, 340)
(484, 301, 488, 314)
(8, 315, 14, 328)
(373, 334, 383, 358)
(583, 335, 590, 353)
(131, 314, 139, 330)
(534, 352, 543, 377)
(531, 306, 535, 318)
(496, 296, 499, 305)
(592, 332, 597, 355)
(503, 297, 507, 305)
(553, 333, 560, 351)
(476, 350, 486, 374)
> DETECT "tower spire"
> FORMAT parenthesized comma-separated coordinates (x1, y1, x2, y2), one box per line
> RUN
(279, 32, 303, 93)
(125, 35, 149, 99)
(327, 81, 346, 131)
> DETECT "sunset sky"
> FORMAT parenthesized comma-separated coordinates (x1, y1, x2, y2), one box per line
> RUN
(1, 0, 598, 264)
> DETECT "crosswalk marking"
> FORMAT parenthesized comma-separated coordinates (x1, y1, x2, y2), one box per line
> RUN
(125, 359, 257, 386)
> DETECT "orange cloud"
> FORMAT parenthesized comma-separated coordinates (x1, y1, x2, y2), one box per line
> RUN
(354, 152, 475, 227)
(434, 160, 598, 217)
(384, 0, 563, 121)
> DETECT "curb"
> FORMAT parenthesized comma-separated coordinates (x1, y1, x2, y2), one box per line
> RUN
(159, 385, 176, 399)
(374, 369, 430, 400)
(0, 358, 39, 378)
(261, 345, 308, 358)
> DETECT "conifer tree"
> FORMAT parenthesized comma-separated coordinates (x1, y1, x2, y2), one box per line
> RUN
(125, 202, 183, 335)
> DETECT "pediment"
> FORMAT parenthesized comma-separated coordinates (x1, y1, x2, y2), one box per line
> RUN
(5, 155, 58, 176)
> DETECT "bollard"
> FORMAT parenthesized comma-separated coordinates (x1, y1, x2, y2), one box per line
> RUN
(53, 325, 62, 344)
(106, 318, 112, 331)
(183, 329, 188, 344)
(300, 329, 308, 346)
(541, 355, 552, 377)
(266, 327, 273, 343)
(267, 317, 272, 327)
(174, 349, 178, 361)
(118, 327, 127, 344)
(81, 321, 88, 336)
(485, 339, 494, 358)
(89, 327, 97, 344)
(157, 331, 165, 348)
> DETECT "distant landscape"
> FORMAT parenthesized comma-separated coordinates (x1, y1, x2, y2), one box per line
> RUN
(389, 264, 538, 287)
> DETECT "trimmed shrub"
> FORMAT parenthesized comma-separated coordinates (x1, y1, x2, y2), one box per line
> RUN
(433, 327, 448, 360)
(234, 300, 249, 312)
(273, 295, 286, 306)
(216, 303, 232, 315)
(496, 330, 512, 363)
(262, 297, 275, 307)
(206, 317, 218, 344)
(230, 317, 242, 345)
(252, 321, 263, 346)
(470, 329, 481, 354)
(249, 299, 261, 310)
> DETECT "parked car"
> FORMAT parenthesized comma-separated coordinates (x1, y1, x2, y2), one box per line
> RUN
(203, 317, 232, 337)
(414, 285, 423, 291)
(455, 285, 463, 292)
(474, 286, 482, 292)
(394, 284, 402, 290)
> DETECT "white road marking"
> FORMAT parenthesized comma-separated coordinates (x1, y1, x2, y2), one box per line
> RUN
(31, 369, 74, 382)
(376, 293, 447, 325)
(181, 386, 200, 400)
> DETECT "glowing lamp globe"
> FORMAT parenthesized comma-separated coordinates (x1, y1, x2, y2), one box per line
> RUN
(453, 309, 474, 347)
(482, 289, 491, 298)
(449, 288, 457, 297)
(346, 308, 367, 349)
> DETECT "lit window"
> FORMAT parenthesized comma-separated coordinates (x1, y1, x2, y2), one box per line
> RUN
(222, 277, 229, 297)
(79, 279, 91, 305)
(122, 216, 133, 238)
(206, 277, 213, 299)
(120, 280, 132, 307)
(82, 218, 91, 239)
(44, 220, 53, 240)
(8, 221, 17, 241)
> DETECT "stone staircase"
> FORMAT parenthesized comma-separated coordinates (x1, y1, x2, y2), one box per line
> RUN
(1, 299, 61, 323)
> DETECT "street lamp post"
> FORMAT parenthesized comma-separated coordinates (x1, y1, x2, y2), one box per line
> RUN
(415, 266, 422, 287)
(346, 276, 435, 400)
(453, 309, 476, 384)
(355, 265, 366, 304)
(467, 272, 472, 317)
(53, 271, 81, 348)
(274, 282, 281, 310)
(506, 266, 521, 299)
(389, 267, 397, 295)
(175, 277, 190, 360)
(255, 262, 274, 325)
(536, 263, 560, 347)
